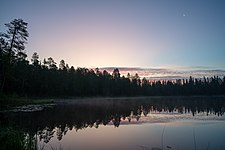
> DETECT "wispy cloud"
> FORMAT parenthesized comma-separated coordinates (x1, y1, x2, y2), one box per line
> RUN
(100, 67, 225, 80)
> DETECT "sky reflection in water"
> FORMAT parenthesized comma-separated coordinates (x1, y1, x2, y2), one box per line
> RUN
(1, 96, 225, 150)
(39, 120, 225, 150)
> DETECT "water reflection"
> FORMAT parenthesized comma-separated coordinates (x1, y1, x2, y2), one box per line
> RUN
(1, 96, 225, 149)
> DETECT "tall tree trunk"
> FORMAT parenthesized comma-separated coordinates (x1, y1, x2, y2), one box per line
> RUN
(0, 44, 5, 93)
(8, 27, 17, 64)
(1, 27, 17, 93)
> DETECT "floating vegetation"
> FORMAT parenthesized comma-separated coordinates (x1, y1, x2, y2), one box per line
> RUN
(10, 104, 55, 112)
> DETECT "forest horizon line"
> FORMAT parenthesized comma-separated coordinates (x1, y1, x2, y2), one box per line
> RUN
(1, 19, 225, 97)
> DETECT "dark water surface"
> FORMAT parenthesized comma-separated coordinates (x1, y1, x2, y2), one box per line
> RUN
(1, 96, 225, 150)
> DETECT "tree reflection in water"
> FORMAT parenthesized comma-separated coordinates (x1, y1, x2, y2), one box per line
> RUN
(1, 96, 225, 143)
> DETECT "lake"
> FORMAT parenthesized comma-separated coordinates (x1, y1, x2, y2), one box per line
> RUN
(1, 96, 225, 150)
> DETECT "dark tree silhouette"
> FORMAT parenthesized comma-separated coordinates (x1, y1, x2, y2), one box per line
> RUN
(31, 52, 39, 66)
(0, 19, 225, 97)
(0, 19, 29, 93)
(59, 59, 66, 70)
(112, 68, 120, 79)
(1, 19, 28, 64)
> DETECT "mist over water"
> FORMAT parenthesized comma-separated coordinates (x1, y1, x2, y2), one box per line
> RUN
(1, 96, 225, 150)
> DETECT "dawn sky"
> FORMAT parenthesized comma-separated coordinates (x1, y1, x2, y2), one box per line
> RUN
(1, 0, 225, 69)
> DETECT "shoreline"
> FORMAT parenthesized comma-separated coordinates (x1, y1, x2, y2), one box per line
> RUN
(1, 95, 225, 110)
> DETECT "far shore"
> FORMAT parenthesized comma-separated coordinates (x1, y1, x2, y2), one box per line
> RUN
(53, 95, 225, 104)
(1, 95, 225, 110)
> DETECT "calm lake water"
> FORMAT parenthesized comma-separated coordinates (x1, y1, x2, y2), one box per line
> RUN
(1, 96, 225, 150)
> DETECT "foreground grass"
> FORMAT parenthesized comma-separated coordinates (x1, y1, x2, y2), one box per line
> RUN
(0, 127, 38, 150)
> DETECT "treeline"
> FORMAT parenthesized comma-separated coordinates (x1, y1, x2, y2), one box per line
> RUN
(2, 61, 225, 97)
(1, 19, 225, 97)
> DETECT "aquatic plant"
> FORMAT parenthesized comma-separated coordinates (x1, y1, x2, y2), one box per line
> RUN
(0, 127, 37, 150)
